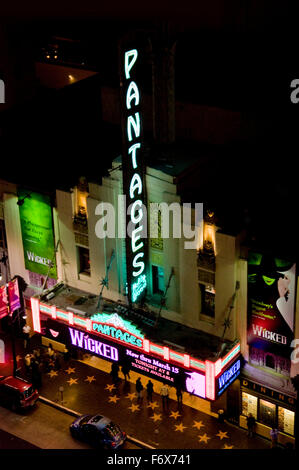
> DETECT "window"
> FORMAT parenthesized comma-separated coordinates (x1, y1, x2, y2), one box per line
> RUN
(242, 392, 258, 419)
(259, 399, 276, 428)
(278, 407, 294, 436)
(78, 246, 90, 276)
(200, 284, 215, 318)
(152, 265, 165, 295)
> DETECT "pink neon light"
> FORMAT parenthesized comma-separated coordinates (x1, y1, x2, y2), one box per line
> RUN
(205, 360, 215, 400)
(184, 354, 190, 368)
(30, 297, 41, 333)
(86, 319, 92, 331)
(214, 358, 222, 377)
(68, 312, 74, 325)
(163, 346, 170, 361)
(51, 305, 57, 319)
(143, 339, 150, 352)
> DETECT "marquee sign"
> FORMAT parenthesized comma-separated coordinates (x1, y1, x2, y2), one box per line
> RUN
(91, 312, 144, 348)
(120, 41, 147, 304)
(216, 357, 241, 397)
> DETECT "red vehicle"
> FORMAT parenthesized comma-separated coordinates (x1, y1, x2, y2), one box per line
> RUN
(0, 376, 39, 411)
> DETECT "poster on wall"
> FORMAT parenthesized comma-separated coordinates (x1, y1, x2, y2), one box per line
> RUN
(0, 285, 8, 319)
(247, 252, 296, 356)
(18, 190, 57, 279)
(8, 278, 21, 313)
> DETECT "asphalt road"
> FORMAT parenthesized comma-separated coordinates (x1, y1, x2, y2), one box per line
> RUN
(0, 402, 138, 449)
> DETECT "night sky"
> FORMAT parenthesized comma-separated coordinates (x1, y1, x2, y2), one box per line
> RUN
(1, 1, 299, 260)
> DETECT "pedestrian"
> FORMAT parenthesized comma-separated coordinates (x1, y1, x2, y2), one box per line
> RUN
(24, 353, 32, 376)
(54, 352, 61, 370)
(175, 385, 183, 405)
(146, 380, 154, 402)
(23, 324, 31, 350)
(33, 348, 41, 363)
(160, 383, 169, 409)
(121, 362, 130, 382)
(246, 413, 256, 438)
(270, 427, 279, 448)
(136, 377, 143, 401)
(110, 362, 119, 384)
(47, 343, 55, 359)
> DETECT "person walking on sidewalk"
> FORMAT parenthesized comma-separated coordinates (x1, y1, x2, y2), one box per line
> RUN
(246, 413, 256, 437)
(121, 361, 130, 382)
(146, 380, 154, 402)
(24, 353, 32, 376)
(270, 427, 279, 448)
(175, 384, 183, 406)
(160, 383, 169, 410)
(110, 362, 119, 384)
(136, 377, 143, 401)
(23, 324, 31, 350)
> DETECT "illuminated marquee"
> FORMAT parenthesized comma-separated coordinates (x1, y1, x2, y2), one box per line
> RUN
(69, 327, 119, 361)
(91, 312, 144, 348)
(124, 48, 147, 302)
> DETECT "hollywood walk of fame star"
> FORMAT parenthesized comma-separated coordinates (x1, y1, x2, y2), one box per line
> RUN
(85, 376, 96, 384)
(174, 423, 186, 433)
(150, 413, 162, 422)
(169, 411, 181, 420)
(216, 431, 229, 440)
(65, 367, 76, 375)
(192, 420, 205, 430)
(67, 377, 78, 386)
(198, 433, 211, 444)
(48, 370, 58, 378)
(128, 403, 140, 412)
(126, 392, 137, 401)
(223, 444, 234, 449)
(147, 401, 159, 410)
(105, 384, 116, 392)
(108, 394, 120, 404)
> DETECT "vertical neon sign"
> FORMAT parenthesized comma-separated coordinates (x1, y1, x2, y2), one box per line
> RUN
(122, 46, 147, 303)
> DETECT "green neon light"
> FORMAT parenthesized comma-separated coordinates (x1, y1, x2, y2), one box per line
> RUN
(222, 345, 241, 367)
(169, 352, 184, 361)
(262, 275, 276, 286)
(190, 359, 205, 370)
(150, 345, 164, 353)
(40, 305, 52, 314)
(74, 318, 86, 326)
(57, 311, 69, 320)
(132, 274, 147, 302)
(91, 312, 144, 339)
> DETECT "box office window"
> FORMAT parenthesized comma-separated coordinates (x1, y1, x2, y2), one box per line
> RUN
(259, 399, 276, 428)
(278, 407, 294, 436)
(241, 392, 258, 419)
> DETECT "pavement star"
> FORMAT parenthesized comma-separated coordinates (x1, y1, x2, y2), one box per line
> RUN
(128, 403, 140, 412)
(108, 395, 120, 404)
(198, 433, 211, 444)
(126, 392, 137, 401)
(85, 376, 96, 384)
(65, 367, 76, 375)
(169, 411, 181, 420)
(216, 431, 229, 440)
(147, 401, 159, 410)
(67, 378, 78, 386)
(105, 384, 116, 392)
(223, 444, 234, 449)
(193, 420, 205, 430)
(150, 413, 162, 422)
(48, 370, 58, 378)
(174, 423, 186, 433)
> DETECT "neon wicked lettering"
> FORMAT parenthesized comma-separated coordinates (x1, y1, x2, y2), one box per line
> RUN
(68, 327, 119, 361)
(218, 360, 241, 390)
(252, 324, 287, 345)
(124, 48, 147, 302)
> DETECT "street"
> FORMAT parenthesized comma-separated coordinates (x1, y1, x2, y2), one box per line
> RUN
(0, 402, 138, 449)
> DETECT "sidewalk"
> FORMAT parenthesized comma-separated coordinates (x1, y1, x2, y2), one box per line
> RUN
(1, 333, 272, 450)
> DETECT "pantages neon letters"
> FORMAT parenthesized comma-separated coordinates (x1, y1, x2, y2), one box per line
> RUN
(124, 49, 147, 302)
(68, 327, 119, 361)
(91, 312, 143, 348)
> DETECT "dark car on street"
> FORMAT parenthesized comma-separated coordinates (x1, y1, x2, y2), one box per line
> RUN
(0, 376, 39, 411)
(70, 414, 126, 449)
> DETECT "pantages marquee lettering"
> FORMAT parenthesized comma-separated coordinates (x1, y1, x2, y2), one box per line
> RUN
(124, 49, 147, 303)
(91, 312, 143, 348)
(68, 327, 119, 361)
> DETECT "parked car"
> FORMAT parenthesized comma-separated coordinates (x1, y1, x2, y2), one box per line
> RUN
(70, 414, 126, 449)
(0, 376, 39, 411)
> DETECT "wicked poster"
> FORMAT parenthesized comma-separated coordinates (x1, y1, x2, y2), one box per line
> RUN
(247, 252, 296, 357)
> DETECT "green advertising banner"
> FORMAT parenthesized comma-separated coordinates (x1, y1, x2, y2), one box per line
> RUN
(18, 190, 57, 279)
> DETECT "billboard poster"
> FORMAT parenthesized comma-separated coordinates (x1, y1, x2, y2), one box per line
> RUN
(0, 285, 8, 319)
(247, 252, 296, 356)
(8, 278, 21, 313)
(18, 190, 57, 279)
